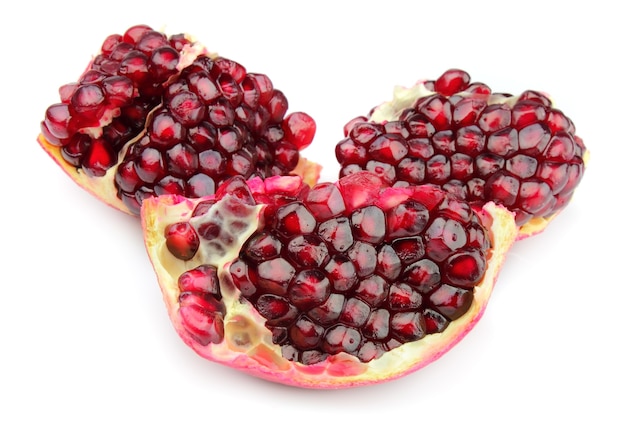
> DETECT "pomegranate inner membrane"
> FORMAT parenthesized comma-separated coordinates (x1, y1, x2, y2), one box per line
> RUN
(161, 174, 492, 365)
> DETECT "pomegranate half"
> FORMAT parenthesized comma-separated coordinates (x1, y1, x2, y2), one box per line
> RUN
(38, 24, 320, 216)
(141, 172, 517, 388)
(336, 69, 588, 239)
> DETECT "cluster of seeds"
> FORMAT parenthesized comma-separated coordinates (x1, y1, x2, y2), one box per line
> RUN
(41, 24, 190, 177)
(164, 174, 492, 364)
(336, 69, 586, 226)
(40, 25, 316, 215)
(114, 55, 315, 214)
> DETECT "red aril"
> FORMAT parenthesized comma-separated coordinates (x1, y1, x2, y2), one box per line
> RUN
(336, 69, 588, 238)
(38, 25, 320, 215)
(141, 172, 517, 388)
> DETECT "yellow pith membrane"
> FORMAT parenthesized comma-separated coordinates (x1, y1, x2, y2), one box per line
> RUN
(352, 73, 588, 239)
(141, 176, 518, 389)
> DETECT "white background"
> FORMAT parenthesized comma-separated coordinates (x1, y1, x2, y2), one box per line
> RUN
(1, 1, 623, 421)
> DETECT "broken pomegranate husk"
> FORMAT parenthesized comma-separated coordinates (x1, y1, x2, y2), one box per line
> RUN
(141, 172, 517, 388)
(38, 24, 320, 215)
(336, 69, 588, 239)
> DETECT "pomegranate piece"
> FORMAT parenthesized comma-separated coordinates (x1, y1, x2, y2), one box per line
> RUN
(142, 172, 518, 388)
(38, 24, 321, 215)
(337, 69, 588, 238)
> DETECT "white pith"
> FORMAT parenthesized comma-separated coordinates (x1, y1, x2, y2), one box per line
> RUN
(368, 81, 524, 124)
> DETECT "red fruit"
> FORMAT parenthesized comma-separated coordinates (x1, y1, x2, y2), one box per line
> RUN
(336, 69, 588, 238)
(141, 172, 517, 388)
(38, 25, 321, 215)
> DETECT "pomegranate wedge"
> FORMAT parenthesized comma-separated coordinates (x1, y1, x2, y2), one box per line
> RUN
(38, 24, 320, 216)
(141, 172, 517, 388)
(336, 69, 588, 238)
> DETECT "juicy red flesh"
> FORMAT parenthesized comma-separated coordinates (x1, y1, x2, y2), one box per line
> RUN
(165, 173, 492, 364)
(336, 69, 586, 227)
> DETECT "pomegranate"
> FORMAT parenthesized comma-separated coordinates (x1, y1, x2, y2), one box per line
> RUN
(336, 69, 588, 239)
(38, 24, 320, 215)
(141, 172, 517, 388)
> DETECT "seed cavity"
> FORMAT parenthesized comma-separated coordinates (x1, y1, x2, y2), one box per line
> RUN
(221, 175, 493, 364)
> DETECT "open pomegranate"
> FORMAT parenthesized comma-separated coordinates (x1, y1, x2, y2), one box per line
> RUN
(336, 69, 588, 239)
(141, 172, 517, 388)
(38, 24, 319, 215)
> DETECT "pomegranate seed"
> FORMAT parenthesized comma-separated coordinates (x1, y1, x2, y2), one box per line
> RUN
(287, 269, 331, 310)
(390, 311, 426, 342)
(179, 298, 225, 345)
(150, 112, 186, 147)
(324, 255, 358, 292)
(274, 202, 316, 237)
(118, 51, 150, 84)
(178, 265, 220, 296)
(168, 91, 206, 126)
(340, 297, 371, 327)
(323, 325, 362, 354)
(417, 95, 452, 130)
(287, 235, 329, 267)
(135, 147, 166, 183)
(428, 284, 473, 320)
(478, 104, 512, 133)
(136, 30, 169, 54)
(351, 205, 386, 244)
(355, 275, 389, 307)
(404, 259, 441, 293)
(165, 222, 200, 260)
(389, 283, 423, 311)
(308, 293, 345, 325)
(282, 112, 316, 149)
(434, 69, 471, 96)
(392, 236, 426, 265)
(256, 294, 298, 325)
(82, 139, 114, 177)
(71, 84, 106, 123)
(289, 316, 323, 349)
(44, 103, 71, 140)
(445, 251, 486, 288)
(362, 309, 391, 340)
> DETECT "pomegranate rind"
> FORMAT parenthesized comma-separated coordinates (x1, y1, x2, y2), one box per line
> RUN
(142, 185, 517, 389)
(37, 133, 134, 214)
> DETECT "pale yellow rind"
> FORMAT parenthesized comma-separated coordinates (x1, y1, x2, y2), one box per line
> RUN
(37, 133, 134, 214)
(142, 194, 518, 389)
